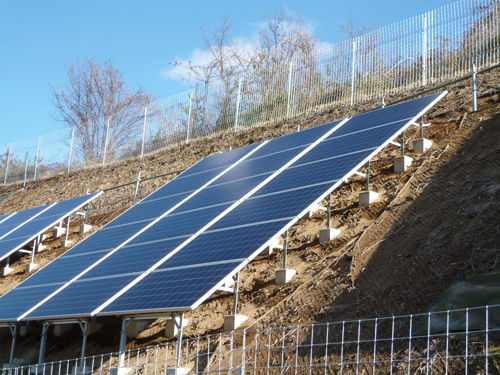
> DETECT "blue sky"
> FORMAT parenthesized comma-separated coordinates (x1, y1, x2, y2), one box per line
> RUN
(0, 0, 453, 145)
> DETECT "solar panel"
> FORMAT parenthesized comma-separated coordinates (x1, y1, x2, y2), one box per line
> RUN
(22, 120, 347, 320)
(96, 91, 447, 316)
(0, 142, 265, 322)
(0, 91, 446, 322)
(0, 193, 102, 267)
(0, 193, 101, 263)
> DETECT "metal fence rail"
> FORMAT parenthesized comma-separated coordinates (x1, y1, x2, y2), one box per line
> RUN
(4, 304, 500, 375)
(1, 0, 500, 187)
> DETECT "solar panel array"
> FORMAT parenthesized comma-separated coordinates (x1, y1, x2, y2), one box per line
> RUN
(0, 193, 102, 264)
(0, 91, 446, 323)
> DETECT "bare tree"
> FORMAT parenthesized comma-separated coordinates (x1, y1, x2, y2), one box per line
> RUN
(51, 58, 153, 163)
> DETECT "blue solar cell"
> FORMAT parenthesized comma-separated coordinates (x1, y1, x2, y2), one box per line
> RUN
(0, 213, 16, 226)
(0, 205, 49, 240)
(101, 261, 243, 314)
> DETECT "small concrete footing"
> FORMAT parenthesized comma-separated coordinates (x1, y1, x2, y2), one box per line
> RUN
(79, 224, 92, 234)
(260, 238, 282, 256)
(60, 240, 72, 248)
(165, 317, 188, 338)
(52, 227, 66, 238)
(359, 191, 379, 207)
(394, 156, 413, 174)
(19, 326, 27, 337)
(413, 138, 432, 153)
(25, 263, 38, 273)
(36, 245, 47, 253)
(319, 228, 340, 244)
(165, 368, 190, 375)
(275, 269, 296, 285)
(0, 266, 13, 277)
(127, 320, 150, 339)
(54, 324, 72, 337)
(108, 367, 131, 375)
(301, 205, 321, 220)
(224, 314, 248, 331)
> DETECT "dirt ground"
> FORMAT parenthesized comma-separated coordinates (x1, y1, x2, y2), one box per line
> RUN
(0, 71, 499, 364)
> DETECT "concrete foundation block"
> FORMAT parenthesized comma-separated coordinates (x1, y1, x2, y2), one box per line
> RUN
(0, 266, 13, 277)
(222, 277, 234, 289)
(319, 228, 340, 244)
(413, 138, 432, 153)
(60, 240, 72, 248)
(19, 326, 27, 337)
(127, 320, 150, 339)
(359, 191, 379, 207)
(25, 263, 38, 273)
(165, 317, 188, 338)
(79, 224, 92, 234)
(36, 245, 47, 253)
(224, 314, 248, 331)
(275, 269, 296, 285)
(301, 204, 321, 220)
(108, 367, 131, 375)
(165, 368, 189, 375)
(52, 227, 66, 238)
(394, 156, 413, 173)
(54, 324, 72, 337)
(260, 238, 282, 256)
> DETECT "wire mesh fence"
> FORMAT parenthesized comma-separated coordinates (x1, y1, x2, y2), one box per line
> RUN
(4, 304, 500, 375)
(1, 0, 500, 187)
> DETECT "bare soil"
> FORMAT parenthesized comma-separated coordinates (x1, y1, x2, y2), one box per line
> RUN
(0, 71, 499, 365)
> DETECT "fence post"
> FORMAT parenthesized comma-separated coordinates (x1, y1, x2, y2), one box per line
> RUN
(141, 107, 148, 159)
(3, 145, 11, 186)
(102, 118, 110, 167)
(422, 13, 428, 86)
(350, 38, 357, 106)
(23, 151, 29, 187)
(186, 95, 193, 144)
(234, 77, 243, 132)
(286, 59, 294, 119)
(68, 128, 75, 173)
(472, 64, 477, 112)
(34, 137, 41, 181)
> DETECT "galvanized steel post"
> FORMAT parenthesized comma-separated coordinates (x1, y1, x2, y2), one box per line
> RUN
(286, 59, 294, 119)
(3, 145, 11, 186)
(102, 118, 111, 167)
(472, 64, 477, 112)
(186, 94, 193, 144)
(141, 107, 148, 159)
(234, 77, 243, 132)
(68, 128, 75, 173)
(422, 13, 428, 86)
(34, 137, 41, 181)
(350, 38, 357, 106)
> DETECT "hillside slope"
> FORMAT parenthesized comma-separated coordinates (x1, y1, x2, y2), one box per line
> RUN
(0, 76, 499, 364)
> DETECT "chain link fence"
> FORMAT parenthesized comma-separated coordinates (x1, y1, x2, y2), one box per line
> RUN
(4, 304, 500, 375)
(1, 0, 500, 187)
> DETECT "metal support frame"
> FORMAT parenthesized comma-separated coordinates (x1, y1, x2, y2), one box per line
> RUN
(400, 131, 405, 157)
(64, 216, 71, 243)
(232, 273, 240, 315)
(118, 318, 131, 368)
(38, 322, 50, 364)
(282, 230, 289, 268)
(133, 171, 141, 205)
(78, 321, 88, 366)
(419, 117, 424, 139)
(365, 161, 371, 191)
(326, 196, 331, 229)
(7, 324, 17, 364)
(174, 313, 184, 370)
